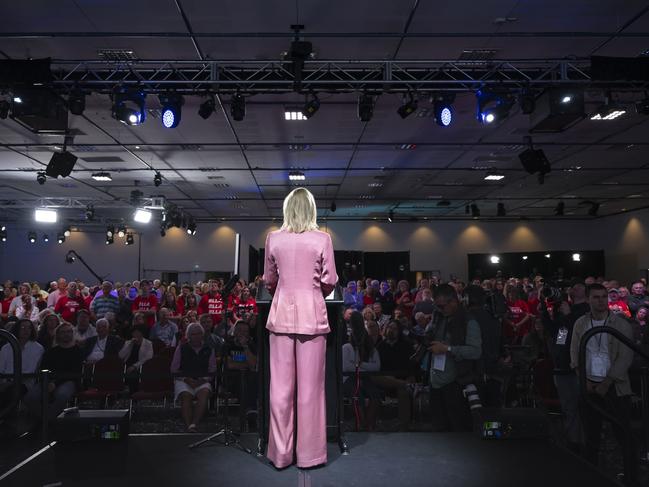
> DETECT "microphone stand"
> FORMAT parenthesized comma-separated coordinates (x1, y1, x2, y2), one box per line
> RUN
(188, 275, 253, 456)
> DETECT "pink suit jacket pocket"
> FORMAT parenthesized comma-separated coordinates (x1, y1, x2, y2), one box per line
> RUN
(263, 229, 338, 335)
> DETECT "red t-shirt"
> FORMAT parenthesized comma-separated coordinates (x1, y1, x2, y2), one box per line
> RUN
(363, 294, 375, 306)
(233, 296, 258, 316)
(132, 295, 159, 328)
(503, 299, 531, 343)
(54, 295, 86, 324)
(1, 297, 12, 315)
(198, 293, 224, 323)
(609, 300, 632, 318)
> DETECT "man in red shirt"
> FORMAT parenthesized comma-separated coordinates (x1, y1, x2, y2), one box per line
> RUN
(231, 286, 258, 324)
(54, 281, 86, 325)
(198, 280, 225, 326)
(608, 288, 632, 319)
(132, 280, 159, 329)
(1, 285, 14, 325)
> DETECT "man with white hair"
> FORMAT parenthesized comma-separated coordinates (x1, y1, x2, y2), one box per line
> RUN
(91, 281, 121, 320)
(8, 283, 36, 317)
(47, 277, 68, 308)
(150, 308, 178, 346)
(82, 318, 124, 363)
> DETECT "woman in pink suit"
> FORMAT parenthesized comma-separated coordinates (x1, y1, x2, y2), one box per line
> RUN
(263, 187, 338, 469)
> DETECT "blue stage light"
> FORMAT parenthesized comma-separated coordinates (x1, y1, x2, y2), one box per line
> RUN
(435, 102, 453, 127)
(112, 89, 146, 126)
(476, 90, 513, 125)
(159, 94, 183, 129)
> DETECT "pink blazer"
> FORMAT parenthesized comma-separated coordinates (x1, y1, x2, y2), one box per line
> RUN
(263, 229, 338, 335)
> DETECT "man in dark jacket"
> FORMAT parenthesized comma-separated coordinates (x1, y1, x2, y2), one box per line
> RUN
(82, 318, 124, 363)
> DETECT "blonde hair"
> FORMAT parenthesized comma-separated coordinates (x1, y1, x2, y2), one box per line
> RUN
(280, 187, 319, 233)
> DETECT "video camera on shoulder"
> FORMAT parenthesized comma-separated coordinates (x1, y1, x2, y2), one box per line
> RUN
(540, 279, 567, 304)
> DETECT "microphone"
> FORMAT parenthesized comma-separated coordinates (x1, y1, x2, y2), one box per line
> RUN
(221, 274, 240, 296)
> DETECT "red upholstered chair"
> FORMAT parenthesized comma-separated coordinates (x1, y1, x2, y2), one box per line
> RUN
(129, 355, 174, 417)
(76, 356, 126, 408)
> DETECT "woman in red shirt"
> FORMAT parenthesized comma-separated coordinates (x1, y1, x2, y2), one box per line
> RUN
(394, 280, 415, 319)
(503, 285, 532, 345)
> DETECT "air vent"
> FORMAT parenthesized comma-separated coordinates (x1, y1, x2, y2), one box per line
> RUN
(458, 49, 498, 61)
(213, 183, 230, 188)
(207, 176, 225, 180)
(71, 145, 98, 152)
(97, 49, 138, 61)
(81, 156, 125, 163)
(200, 167, 221, 172)
(180, 144, 202, 151)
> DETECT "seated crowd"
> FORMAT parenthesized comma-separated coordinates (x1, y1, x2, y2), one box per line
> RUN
(1, 273, 648, 478)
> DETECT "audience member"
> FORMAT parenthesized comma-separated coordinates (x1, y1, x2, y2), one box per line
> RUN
(73, 309, 97, 344)
(150, 307, 179, 347)
(82, 318, 124, 363)
(90, 281, 120, 320)
(132, 280, 159, 329)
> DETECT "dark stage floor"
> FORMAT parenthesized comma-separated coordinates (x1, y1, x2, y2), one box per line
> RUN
(1, 432, 620, 487)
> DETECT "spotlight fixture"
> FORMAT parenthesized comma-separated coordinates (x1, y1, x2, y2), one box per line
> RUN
(57, 233, 65, 244)
(159, 93, 184, 128)
(198, 97, 216, 119)
(230, 93, 246, 121)
(68, 88, 86, 116)
(288, 170, 306, 181)
(433, 96, 454, 127)
(153, 172, 162, 187)
(85, 204, 95, 221)
(133, 208, 152, 224)
(105, 235, 114, 245)
(519, 88, 536, 115)
(117, 225, 126, 238)
(358, 94, 374, 122)
(522, 255, 528, 260)
(28, 231, 36, 243)
(530, 88, 585, 132)
(330, 201, 337, 212)
(106, 225, 115, 237)
(160, 223, 167, 237)
(490, 255, 500, 264)
(63, 227, 71, 237)
(43, 234, 49, 243)
(65, 251, 75, 263)
(388, 210, 394, 223)
(284, 109, 306, 121)
(397, 93, 418, 119)
(92, 171, 112, 181)
(0, 228, 6, 242)
(572, 253, 581, 262)
(0, 100, 9, 119)
(187, 220, 197, 236)
(302, 93, 320, 119)
(554, 201, 565, 216)
(545, 253, 551, 259)
(476, 90, 514, 125)
(37, 171, 46, 185)
(34, 208, 58, 223)
(112, 88, 146, 126)
(497, 202, 506, 217)
(125, 233, 134, 245)
(470, 204, 480, 217)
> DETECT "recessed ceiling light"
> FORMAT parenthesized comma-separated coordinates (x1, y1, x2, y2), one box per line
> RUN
(92, 171, 112, 181)
(368, 182, 384, 187)
(284, 110, 306, 121)
(484, 173, 505, 181)
(628, 194, 643, 198)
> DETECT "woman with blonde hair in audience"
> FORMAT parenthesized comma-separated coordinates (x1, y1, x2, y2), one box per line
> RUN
(362, 306, 376, 325)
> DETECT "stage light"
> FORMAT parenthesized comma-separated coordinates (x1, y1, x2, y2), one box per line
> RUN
(43, 234, 49, 243)
(485, 173, 505, 181)
(160, 93, 183, 129)
(28, 231, 36, 243)
(117, 225, 126, 238)
(36, 171, 46, 185)
(125, 233, 134, 245)
(229, 93, 246, 121)
(68, 89, 86, 116)
(470, 204, 480, 217)
(561, 95, 573, 104)
(92, 172, 112, 181)
(545, 253, 551, 259)
(105, 235, 114, 245)
(133, 208, 152, 224)
(490, 255, 500, 264)
(572, 253, 581, 262)
(34, 208, 58, 223)
(519, 89, 536, 114)
(476, 90, 513, 125)
(358, 94, 374, 122)
(288, 170, 305, 181)
(154, 172, 162, 187)
(388, 210, 394, 223)
(198, 97, 215, 119)
(65, 251, 75, 263)
(284, 109, 306, 121)
(522, 255, 528, 260)
(302, 93, 320, 119)
(63, 227, 71, 237)
(85, 204, 95, 221)
(160, 223, 166, 237)
(57, 233, 65, 244)
(397, 94, 417, 119)
(112, 89, 146, 126)
(187, 220, 197, 235)
(555, 201, 565, 216)
(13, 96, 22, 104)
(106, 225, 115, 238)
(0, 100, 9, 119)
(497, 202, 506, 217)
(434, 100, 453, 127)
(46, 151, 78, 178)
(0, 229, 6, 242)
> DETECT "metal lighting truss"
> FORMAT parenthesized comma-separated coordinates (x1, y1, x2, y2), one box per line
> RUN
(2, 197, 166, 210)
(47, 58, 624, 94)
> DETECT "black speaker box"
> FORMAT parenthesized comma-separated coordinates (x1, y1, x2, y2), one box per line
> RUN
(478, 407, 550, 440)
(518, 148, 550, 175)
(46, 151, 78, 178)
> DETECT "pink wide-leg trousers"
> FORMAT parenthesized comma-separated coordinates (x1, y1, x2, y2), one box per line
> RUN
(266, 332, 327, 468)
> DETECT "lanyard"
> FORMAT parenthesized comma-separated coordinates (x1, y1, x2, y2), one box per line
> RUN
(589, 311, 610, 352)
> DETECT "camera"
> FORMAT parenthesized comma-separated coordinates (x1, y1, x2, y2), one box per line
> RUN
(541, 280, 567, 304)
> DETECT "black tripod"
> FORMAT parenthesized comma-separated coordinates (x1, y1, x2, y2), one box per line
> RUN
(188, 275, 255, 455)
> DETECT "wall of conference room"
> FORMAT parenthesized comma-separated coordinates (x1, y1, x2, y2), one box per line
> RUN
(1, 209, 648, 285)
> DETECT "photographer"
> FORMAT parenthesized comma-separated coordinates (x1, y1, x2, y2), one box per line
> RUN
(425, 284, 482, 432)
(541, 281, 589, 451)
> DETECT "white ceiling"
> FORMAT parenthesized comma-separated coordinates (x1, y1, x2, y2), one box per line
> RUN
(1, 0, 649, 227)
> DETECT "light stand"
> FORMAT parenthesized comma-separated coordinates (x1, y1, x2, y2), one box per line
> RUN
(188, 274, 254, 456)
